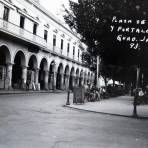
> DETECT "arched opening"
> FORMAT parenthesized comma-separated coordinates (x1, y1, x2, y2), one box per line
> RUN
(56, 63, 63, 90)
(75, 69, 79, 87)
(64, 65, 69, 90)
(12, 51, 26, 89)
(79, 70, 83, 86)
(0, 45, 11, 89)
(69, 67, 75, 90)
(49, 61, 56, 90)
(39, 58, 47, 90)
(27, 55, 37, 90)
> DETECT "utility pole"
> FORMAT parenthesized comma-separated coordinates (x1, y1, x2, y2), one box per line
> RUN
(133, 66, 140, 117)
(96, 56, 100, 89)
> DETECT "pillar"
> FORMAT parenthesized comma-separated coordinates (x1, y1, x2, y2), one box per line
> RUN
(44, 70, 49, 90)
(81, 77, 84, 86)
(53, 72, 57, 90)
(22, 66, 27, 89)
(63, 74, 66, 90)
(35, 68, 39, 90)
(60, 73, 64, 90)
(72, 75, 76, 87)
(65, 75, 69, 90)
(48, 73, 53, 90)
(75, 76, 77, 87)
(6, 63, 13, 90)
(76, 76, 79, 87)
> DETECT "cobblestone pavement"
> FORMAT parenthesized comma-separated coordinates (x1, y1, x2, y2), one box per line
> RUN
(0, 93, 148, 148)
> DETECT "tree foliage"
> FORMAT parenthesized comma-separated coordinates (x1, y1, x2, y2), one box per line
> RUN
(64, 0, 148, 83)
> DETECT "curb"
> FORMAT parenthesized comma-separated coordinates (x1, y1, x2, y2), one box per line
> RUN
(63, 105, 148, 120)
(0, 90, 66, 95)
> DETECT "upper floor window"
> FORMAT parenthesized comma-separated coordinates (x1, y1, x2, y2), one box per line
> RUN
(20, 16, 25, 29)
(61, 39, 64, 50)
(44, 30, 48, 41)
(33, 23, 37, 35)
(3, 6, 9, 21)
(67, 43, 70, 53)
(73, 46, 75, 58)
(78, 49, 80, 59)
(53, 35, 56, 46)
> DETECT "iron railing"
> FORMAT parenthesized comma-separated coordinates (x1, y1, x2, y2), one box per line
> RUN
(0, 18, 47, 48)
(0, 18, 82, 65)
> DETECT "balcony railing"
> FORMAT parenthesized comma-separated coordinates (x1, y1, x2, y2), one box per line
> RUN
(0, 18, 82, 65)
(0, 18, 47, 48)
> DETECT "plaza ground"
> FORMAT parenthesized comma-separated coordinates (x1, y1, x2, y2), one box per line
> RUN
(68, 95, 148, 118)
(0, 93, 148, 148)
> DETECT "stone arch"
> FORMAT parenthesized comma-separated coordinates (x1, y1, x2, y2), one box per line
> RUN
(48, 60, 57, 90)
(64, 65, 70, 90)
(79, 69, 84, 86)
(75, 68, 80, 86)
(64, 65, 70, 75)
(12, 50, 26, 89)
(28, 55, 38, 70)
(38, 58, 48, 90)
(13, 49, 26, 66)
(49, 60, 57, 72)
(69, 67, 75, 90)
(28, 54, 38, 69)
(56, 63, 64, 89)
(0, 45, 12, 89)
(27, 55, 38, 90)
(0, 45, 11, 65)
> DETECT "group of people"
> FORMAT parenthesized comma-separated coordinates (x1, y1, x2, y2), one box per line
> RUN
(84, 84, 107, 102)
(132, 88, 146, 97)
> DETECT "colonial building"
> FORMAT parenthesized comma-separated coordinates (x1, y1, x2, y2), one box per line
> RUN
(0, 0, 94, 91)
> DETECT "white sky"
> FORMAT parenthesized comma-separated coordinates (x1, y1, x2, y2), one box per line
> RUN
(40, 0, 77, 20)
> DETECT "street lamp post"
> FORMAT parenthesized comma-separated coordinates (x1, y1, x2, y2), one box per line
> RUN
(133, 66, 140, 117)
(66, 89, 70, 105)
(96, 56, 100, 89)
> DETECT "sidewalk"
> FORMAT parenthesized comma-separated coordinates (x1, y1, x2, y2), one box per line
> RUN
(66, 95, 148, 119)
(0, 89, 65, 95)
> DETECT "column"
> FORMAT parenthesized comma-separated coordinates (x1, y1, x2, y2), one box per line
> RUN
(81, 77, 84, 86)
(90, 77, 94, 87)
(44, 70, 49, 90)
(6, 63, 13, 90)
(72, 75, 76, 87)
(53, 72, 57, 90)
(76, 76, 79, 87)
(63, 74, 66, 90)
(35, 68, 39, 90)
(48, 73, 53, 90)
(22, 66, 27, 89)
(60, 73, 64, 90)
(75, 76, 77, 87)
(65, 75, 69, 90)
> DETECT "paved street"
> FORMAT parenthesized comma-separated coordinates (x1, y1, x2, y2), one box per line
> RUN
(0, 93, 148, 148)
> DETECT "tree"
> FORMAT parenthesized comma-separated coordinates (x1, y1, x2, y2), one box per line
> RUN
(64, 0, 148, 84)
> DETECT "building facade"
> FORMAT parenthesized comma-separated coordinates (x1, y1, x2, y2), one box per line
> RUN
(0, 0, 94, 91)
